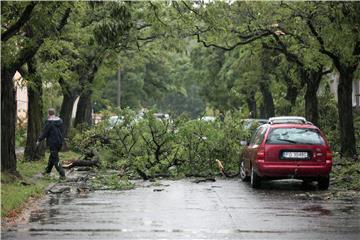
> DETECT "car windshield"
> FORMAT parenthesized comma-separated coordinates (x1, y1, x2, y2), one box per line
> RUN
(266, 128, 325, 145)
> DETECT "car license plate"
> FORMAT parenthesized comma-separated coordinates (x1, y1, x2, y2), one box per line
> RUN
(282, 151, 308, 159)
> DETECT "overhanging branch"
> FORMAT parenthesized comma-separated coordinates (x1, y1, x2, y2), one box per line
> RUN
(149, 2, 168, 27)
(1, 1, 37, 42)
(195, 27, 272, 51)
(306, 19, 341, 68)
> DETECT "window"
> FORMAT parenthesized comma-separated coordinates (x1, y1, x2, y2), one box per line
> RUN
(250, 126, 267, 146)
(266, 128, 325, 145)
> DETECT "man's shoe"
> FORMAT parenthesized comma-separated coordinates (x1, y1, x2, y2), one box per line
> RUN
(59, 175, 66, 181)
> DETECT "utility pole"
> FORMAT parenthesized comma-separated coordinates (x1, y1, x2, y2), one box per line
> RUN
(117, 68, 121, 108)
(117, 53, 122, 109)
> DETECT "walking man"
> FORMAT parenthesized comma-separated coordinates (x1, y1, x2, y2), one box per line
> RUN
(37, 108, 65, 179)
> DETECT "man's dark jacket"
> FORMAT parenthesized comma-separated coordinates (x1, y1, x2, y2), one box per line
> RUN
(38, 117, 64, 148)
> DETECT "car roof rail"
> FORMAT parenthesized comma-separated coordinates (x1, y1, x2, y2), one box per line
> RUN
(268, 116, 307, 124)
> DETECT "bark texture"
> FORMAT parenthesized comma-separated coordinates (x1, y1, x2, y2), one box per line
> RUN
(303, 69, 323, 127)
(59, 77, 79, 138)
(337, 67, 357, 157)
(246, 90, 257, 118)
(74, 58, 101, 128)
(1, 67, 17, 172)
(259, 80, 275, 119)
(24, 60, 45, 161)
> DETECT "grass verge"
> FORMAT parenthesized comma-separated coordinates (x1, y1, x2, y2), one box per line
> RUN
(1, 151, 80, 218)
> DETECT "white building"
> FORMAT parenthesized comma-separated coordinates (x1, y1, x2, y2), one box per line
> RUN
(14, 71, 28, 125)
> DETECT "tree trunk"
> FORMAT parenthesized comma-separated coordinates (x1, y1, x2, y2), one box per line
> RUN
(284, 74, 299, 113)
(60, 93, 77, 137)
(259, 49, 275, 118)
(337, 68, 357, 157)
(285, 84, 298, 107)
(74, 91, 93, 128)
(117, 68, 121, 108)
(246, 90, 257, 118)
(304, 70, 322, 127)
(1, 67, 17, 173)
(73, 58, 101, 128)
(24, 60, 45, 161)
(259, 79, 275, 118)
(259, 103, 265, 119)
(59, 82, 78, 138)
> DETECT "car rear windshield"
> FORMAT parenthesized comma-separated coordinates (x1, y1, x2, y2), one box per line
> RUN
(266, 128, 325, 145)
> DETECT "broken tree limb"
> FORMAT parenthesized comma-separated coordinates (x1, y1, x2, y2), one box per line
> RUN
(215, 159, 226, 177)
(215, 159, 239, 178)
(193, 177, 216, 184)
(62, 160, 100, 169)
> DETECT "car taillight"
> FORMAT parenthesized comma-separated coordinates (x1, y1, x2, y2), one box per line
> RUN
(256, 147, 265, 161)
(326, 150, 332, 163)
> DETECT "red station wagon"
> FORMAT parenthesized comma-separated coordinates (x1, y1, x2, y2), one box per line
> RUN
(240, 117, 332, 189)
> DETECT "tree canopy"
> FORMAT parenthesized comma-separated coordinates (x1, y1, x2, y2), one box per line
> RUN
(1, 1, 360, 173)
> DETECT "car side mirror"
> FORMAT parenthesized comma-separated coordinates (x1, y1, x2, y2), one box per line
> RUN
(240, 140, 248, 146)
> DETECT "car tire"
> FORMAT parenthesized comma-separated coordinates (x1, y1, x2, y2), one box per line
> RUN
(250, 166, 261, 189)
(318, 176, 330, 190)
(302, 179, 313, 186)
(240, 161, 250, 182)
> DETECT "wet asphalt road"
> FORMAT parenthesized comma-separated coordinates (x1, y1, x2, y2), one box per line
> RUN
(2, 179, 360, 240)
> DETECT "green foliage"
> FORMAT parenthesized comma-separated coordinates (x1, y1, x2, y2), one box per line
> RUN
(72, 108, 249, 179)
(176, 119, 219, 176)
(102, 108, 141, 172)
(96, 49, 197, 116)
(15, 125, 27, 148)
(331, 157, 360, 191)
(318, 85, 340, 152)
(59, 151, 81, 162)
(70, 120, 109, 154)
(91, 173, 135, 190)
(93, 2, 132, 48)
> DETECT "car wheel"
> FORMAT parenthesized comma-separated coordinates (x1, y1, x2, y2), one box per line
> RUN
(302, 179, 313, 186)
(250, 166, 261, 189)
(301, 179, 313, 190)
(318, 176, 330, 190)
(240, 161, 250, 182)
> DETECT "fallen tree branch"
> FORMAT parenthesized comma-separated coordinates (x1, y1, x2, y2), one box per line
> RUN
(215, 159, 239, 178)
(63, 160, 100, 169)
